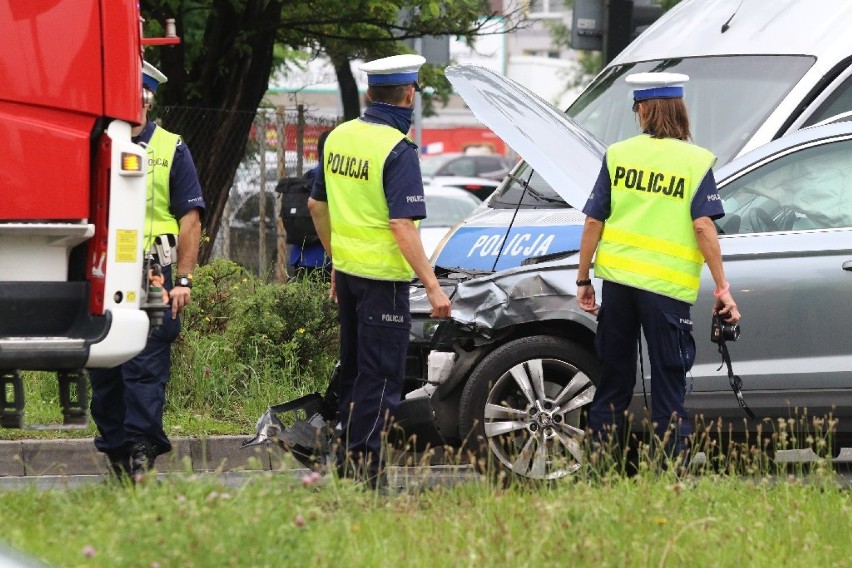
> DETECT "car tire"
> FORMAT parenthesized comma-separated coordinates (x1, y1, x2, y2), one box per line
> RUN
(458, 335, 600, 481)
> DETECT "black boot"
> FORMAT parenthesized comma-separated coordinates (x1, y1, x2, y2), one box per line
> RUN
(106, 452, 131, 482)
(129, 440, 158, 479)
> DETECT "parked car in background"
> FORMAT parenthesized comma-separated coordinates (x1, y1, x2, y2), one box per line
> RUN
(427, 175, 500, 202)
(421, 152, 514, 200)
(421, 151, 514, 180)
(218, 189, 278, 275)
(421, 186, 482, 258)
(215, 152, 321, 274)
(232, 151, 318, 198)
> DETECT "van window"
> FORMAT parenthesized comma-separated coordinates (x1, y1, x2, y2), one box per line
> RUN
(568, 56, 815, 166)
(486, 55, 814, 211)
(802, 73, 852, 127)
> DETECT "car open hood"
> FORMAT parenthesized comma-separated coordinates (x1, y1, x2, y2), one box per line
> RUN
(445, 64, 605, 208)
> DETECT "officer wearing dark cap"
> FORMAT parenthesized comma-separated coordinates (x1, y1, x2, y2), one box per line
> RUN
(89, 61, 206, 481)
(576, 72, 741, 460)
(308, 54, 452, 487)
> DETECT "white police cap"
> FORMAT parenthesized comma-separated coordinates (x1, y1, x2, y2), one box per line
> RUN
(626, 72, 688, 102)
(142, 61, 168, 93)
(359, 54, 426, 89)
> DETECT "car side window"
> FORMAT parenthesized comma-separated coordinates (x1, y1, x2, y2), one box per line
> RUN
(718, 138, 852, 234)
(444, 158, 476, 177)
(472, 156, 500, 176)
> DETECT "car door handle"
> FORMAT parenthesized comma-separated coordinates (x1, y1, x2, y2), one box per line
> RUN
(844, 261, 852, 271)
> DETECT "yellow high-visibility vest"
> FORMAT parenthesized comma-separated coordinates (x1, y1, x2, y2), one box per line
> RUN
(595, 134, 716, 304)
(325, 119, 415, 281)
(143, 126, 181, 250)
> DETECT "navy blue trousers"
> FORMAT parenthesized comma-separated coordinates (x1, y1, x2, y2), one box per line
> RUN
(589, 281, 696, 444)
(335, 271, 410, 478)
(89, 267, 179, 458)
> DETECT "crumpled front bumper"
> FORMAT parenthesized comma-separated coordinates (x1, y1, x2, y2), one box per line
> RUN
(242, 393, 333, 469)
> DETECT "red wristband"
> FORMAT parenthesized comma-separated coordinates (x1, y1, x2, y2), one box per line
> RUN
(713, 283, 730, 298)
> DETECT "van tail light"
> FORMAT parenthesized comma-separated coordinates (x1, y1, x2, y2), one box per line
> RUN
(87, 133, 111, 315)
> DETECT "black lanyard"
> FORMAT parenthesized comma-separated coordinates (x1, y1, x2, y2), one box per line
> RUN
(717, 341, 755, 419)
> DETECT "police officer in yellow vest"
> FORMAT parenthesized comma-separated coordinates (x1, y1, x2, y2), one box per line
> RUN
(576, 72, 740, 458)
(89, 61, 205, 481)
(308, 54, 452, 487)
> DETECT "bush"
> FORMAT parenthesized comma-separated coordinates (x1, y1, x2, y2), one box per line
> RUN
(168, 259, 338, 429)
(225, 269, 338, 377)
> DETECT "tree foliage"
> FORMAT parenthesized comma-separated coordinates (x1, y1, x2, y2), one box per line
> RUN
(140, 0, 526, 263)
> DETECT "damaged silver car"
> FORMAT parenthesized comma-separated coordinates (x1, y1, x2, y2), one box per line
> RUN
(248, 65, 852, 481)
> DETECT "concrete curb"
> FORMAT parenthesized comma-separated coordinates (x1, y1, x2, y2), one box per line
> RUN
(4, 437, 848, 479)
(0, 435, 458, 477)
(0, 436, 280, 477)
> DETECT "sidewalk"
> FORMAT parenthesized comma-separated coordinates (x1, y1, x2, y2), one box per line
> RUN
(0, 436, 277, 477)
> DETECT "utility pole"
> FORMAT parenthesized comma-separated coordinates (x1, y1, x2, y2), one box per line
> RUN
(414, 36, 423, 152)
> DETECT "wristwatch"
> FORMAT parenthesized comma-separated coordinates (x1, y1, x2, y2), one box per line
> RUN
(175, 274, 193, 289)
(575, 279, 592, 287)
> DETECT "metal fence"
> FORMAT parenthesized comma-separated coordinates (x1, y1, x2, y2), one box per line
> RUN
(160, 105, 338, 279)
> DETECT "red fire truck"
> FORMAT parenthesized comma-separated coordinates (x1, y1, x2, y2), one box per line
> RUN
(0, 0, 162, 428)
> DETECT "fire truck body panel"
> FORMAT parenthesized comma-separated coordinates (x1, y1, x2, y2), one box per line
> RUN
(0, 0, 151, 376)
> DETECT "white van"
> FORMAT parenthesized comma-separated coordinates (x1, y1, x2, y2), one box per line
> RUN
(433, 0, 852, 271)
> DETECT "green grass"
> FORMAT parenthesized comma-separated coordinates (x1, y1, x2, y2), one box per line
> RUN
(0, 357, 331, 440)
(0, 262, 852, 568)
(0, 473, 849, 567)
(2, 257, 850, 565)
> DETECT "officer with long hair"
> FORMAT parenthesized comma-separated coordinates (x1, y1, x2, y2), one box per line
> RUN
(575, 73, 741, 459)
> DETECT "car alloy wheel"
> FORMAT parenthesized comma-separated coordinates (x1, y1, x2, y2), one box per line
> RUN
(459, 336, 599, 481)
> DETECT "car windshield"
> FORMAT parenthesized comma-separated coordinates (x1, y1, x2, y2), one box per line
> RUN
(488, 55, 815, 210)
(489, 161, 570, 209)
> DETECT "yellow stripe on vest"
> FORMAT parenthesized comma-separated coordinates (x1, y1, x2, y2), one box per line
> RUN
(602, 226, 703, 264)
(333, 221, 397, 242)
(595, 250, 700, 291)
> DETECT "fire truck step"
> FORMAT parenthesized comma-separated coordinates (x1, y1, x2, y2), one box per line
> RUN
(0, 369, 90, 430)
(58, 370, 89, 427)
(0, 370, 25, 428)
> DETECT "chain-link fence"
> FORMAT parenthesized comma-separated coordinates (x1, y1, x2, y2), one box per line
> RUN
(159, 105, 338, 279)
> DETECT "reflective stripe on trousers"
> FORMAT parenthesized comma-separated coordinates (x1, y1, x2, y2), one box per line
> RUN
(334, 271, 410, 477)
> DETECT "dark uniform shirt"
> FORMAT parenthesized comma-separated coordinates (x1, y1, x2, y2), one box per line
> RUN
(310, 105, 426, 221)
(583, 152, 724, 222)
(134, 121, 206, 221)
